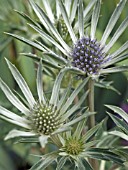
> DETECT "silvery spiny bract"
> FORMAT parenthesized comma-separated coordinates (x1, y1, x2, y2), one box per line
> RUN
(5, 0, 128, 79)
(106, 105, 128, 141)
(0, 59, 90, 147)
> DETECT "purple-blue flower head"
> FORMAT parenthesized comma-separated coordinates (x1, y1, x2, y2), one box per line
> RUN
(71, 37, 106, 75)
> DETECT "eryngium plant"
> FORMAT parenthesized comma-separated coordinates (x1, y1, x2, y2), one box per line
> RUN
(5, 0, 128, 79)
(0, 59, 92, 147)
(1, 0, 128, 169)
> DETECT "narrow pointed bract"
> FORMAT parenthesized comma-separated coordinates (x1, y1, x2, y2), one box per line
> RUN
(36, 60, 46, 104)
(6, 59, 36, 108)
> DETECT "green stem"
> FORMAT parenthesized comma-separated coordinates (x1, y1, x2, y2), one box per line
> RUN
(87, 78, 99, 169)
(88, 78, 95, 129)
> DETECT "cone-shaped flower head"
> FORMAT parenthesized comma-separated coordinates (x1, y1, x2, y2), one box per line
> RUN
(28, 103, 60, 135)
(64, 137, 84, 156)
(71, 37, 106, 75)
(0, 59, 89, 147)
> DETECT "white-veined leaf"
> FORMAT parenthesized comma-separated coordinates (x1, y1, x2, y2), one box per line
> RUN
(0, 106, 28, 124)
(21, 53, 61, 69)
(64, 0, 72, 17)
(83, 0, 97, 18)
(84, 140, 99, 150)
(5, 129, 36, 140)
(107, 112, 128, 135)
(56, 157, 68, 170)
(105, 16, 128, 53)
(91, 0, 101, 39)
(42, 0, 54, 23)
(60, 77, 89, 114)
(74, 119, 86, 140)
(30, 151, 58, 170)
(43, 52, 68, 64)
(6, 59, 36, 108)
(57, 83, 72, 111)
(82, 123, 101, 142)
(50, 68, 70, 106)
(29, 24, 69, 56)
(100, 65, 128, 74)
(61, 90, 89, 121)
(58, 0, 77, 43)
(109, 131, 128, 141)
(102, 53, 128, 67)
(0, 78, 30, 115)
(106, 105, 128, 123)
(78, 0, 84, 38)
(4, 32, 45, 51)
(62, 112, 96, 129)
(29, 0, 70, 52)
(101, 0, 127, 45)
(0, 115, 30, 129)
(110, 41, 128, 58)
(70, 0, 78, 23)
(14, 9, 41, 28)
(36, 60, 46, 104)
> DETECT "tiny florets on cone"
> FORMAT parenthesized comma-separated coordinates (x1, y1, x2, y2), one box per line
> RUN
(28, 103, 60, 135)
(64, 138, 84, 156)
(56, 16, 68, 39)
(71, 37, 107, 75)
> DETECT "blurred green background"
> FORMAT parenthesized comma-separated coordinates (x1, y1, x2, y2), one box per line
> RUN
(0, 0, 128, 169)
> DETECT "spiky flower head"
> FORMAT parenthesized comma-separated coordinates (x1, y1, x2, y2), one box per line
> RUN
(28, 103, 59, 135)
(0, 59, 90, 147)
(64, 137, 84, 156)
(58, 120, 97, 159)
(5, 0, 128, 79)
(71, 37, 106, 76)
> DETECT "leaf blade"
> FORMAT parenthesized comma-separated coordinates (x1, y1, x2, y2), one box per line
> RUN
(6, 59, 36, 108)
(78, 0, 84, 38)
(58, 0, 77, 43)
(101, 0, 127, 45)
(105, 16, 128, 53)
(36, 60, 46, 104)
(0, 78, 30, 115)
(91, 0, 101, 39)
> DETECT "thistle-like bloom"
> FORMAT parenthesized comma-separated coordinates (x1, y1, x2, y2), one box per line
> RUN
(5, 0, 128, 79)
(71, 37, 105, 75)
(30, 120, 125, 170)
(0, 59, 89, 147)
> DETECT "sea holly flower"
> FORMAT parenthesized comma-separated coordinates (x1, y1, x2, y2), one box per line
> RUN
(5, 0, 128, 79)
(29, 120, 125, 170)
(0, 59, 90, 147)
